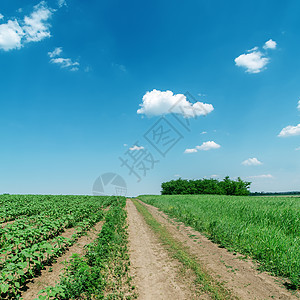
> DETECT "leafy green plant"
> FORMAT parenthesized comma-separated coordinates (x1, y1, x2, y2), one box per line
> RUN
(0, 194, 114, 299)
(37, 197, 136, 300)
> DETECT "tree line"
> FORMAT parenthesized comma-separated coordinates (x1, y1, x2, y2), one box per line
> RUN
(161, 176, 251, 196)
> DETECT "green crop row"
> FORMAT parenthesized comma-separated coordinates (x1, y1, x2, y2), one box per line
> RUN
(139, 194, 300, 288)
(37, 197, 136, 300)
(0, 195, 112, 223)
(0, 195, 116, 299)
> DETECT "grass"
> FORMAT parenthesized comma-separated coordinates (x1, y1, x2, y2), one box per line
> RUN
(132, 199, 234, 300)
(138, 194, 300, 289)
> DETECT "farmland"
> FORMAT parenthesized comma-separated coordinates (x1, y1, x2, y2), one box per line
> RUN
(0, 194, 299, 299)
(138, 194, 300, 289)
(0, 195, 134, 300)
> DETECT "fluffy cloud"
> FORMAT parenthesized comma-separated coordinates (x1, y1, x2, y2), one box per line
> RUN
(263, 39, 277, 50)
(184, 148, 197, 154)
(129, 145, 145, 151)
(196, 141, 221, 151)
(0, 13, 4, 20)
(23, 2, 53, 42)
(0, 1, 53, 51)
(295, 147, 300, 151)
(248, 174, 273, 179)
(48, 47, 79, 71)
(0, 20, 24, 51)
(235, 49, 269, 73)
(137, 89, 214, 118)
(278, 100, 300, 138)
(242, 158, 262, 166)
(184, 141, 220, 153)
(278, 124, 300, 137)
(235, 39, 277, 73)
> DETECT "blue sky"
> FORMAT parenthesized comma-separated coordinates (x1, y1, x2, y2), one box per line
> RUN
(0, 0, 300, 196)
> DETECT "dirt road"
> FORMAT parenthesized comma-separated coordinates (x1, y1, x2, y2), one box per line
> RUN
(126, 200, 200, 300)
(127, 199, 299, 300)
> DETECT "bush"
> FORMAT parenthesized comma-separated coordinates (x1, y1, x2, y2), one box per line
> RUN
(161, 176, 251, 196)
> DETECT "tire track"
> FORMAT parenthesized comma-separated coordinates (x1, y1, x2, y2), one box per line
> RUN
(126, 199, 201, 300)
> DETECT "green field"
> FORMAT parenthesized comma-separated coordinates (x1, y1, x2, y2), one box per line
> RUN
(1, 193, 299, 298)
(0, 195, 133, 299)
(138, 194, 300, 288)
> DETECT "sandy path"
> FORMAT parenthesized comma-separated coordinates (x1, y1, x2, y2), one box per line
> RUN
(141, 200, 299, 300)
(126, 199, 201, 300)
(21, 221, 104, 300)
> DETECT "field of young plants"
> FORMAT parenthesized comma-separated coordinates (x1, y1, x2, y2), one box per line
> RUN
(1, 193, 298, 299)
(0, 194, 134, 300)
(138, 194, 300, 288)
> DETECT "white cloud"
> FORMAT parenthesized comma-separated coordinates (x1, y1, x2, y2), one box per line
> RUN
(0, 13, 4, 20)
(58, 0, 67, 8)
(184, 141, 220, 153)
(278, 124, 300, 137)
(50, 57, 79, 70)
(123, 144, 128, 147)
(23, 1, 53, 42)
(0, 2, 53, 51)
(201, 131, 207, 134)
(184, 148, 197, 154)
(137, 89, 214, 118)
(278, 100, 300, 138)
(48, 47, 79, 71)
(235, 49, 269, 73)
(295, 147, 300, 151)
(196, 141, 221, 151)
(48, 47, 62, 58)
(129, 145, 145, 151)
(242, 157, 262, 166)
(263, 39, 277, 50)
(235, 40, 277, 73)
(248, 174, 273, 179)
(0, 20, 24, 51)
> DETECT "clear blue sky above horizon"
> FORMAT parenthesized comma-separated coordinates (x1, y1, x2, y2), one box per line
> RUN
(0, 0, 300, 196)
